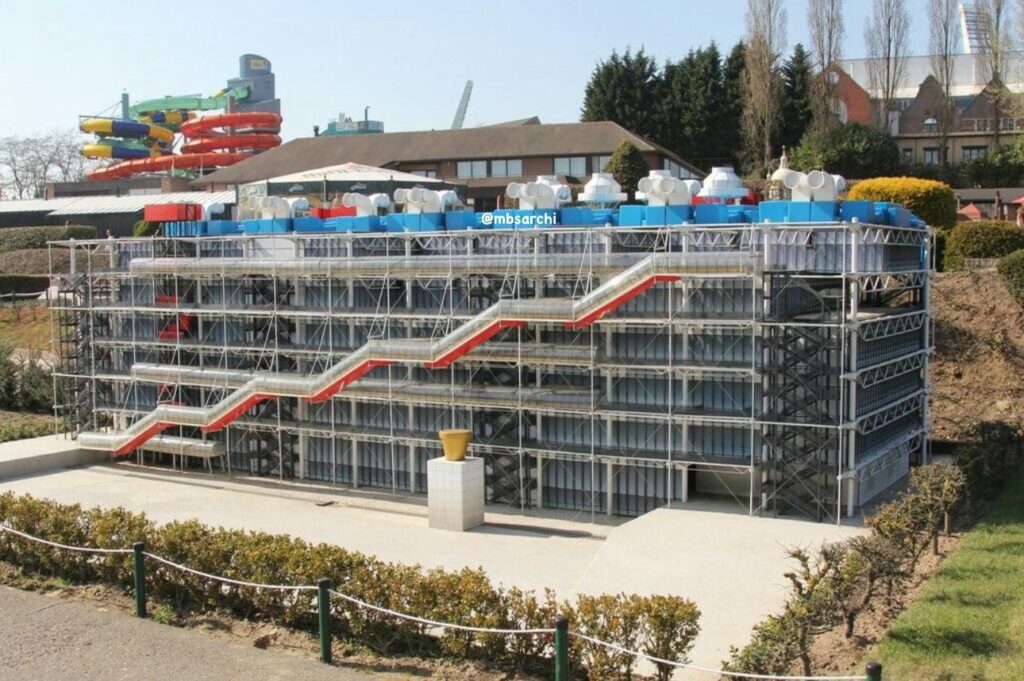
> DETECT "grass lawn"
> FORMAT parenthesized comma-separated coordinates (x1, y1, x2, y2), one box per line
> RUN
(0, 305, 52, 353)
(874, 468, 1024, 680)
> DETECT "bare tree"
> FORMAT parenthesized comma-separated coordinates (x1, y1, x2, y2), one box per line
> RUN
(977, 0, 1016, 145)
(0, 130, 94, 200)
(864, 0, 911, 131)
(742, 0, 788, 173)
(807, 0, 846, 130)
(930, 0, 961, 164)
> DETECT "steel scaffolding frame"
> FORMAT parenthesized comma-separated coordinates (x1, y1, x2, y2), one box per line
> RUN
(50, 222, 932, 521)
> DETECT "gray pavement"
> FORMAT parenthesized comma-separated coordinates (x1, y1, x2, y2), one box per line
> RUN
(0, 585, 383, 680)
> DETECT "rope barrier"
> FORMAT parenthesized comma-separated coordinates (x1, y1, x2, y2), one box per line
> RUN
(569, 631, 867, 680)
(328, 588, 556, 636)
(0, 522, 870, 681)
(0, 524, 132, 555)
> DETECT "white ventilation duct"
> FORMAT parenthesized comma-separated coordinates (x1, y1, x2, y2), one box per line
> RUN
(342, 192, 391, 217)
(781, 171, 814, 202)
(206, 203, 226, 218)
(259, 197, 293, 219)
(636, 170, 700, 206)
(284, 197, 310, 216)
(807, 172, 846, 201)
(396, 188, 463, 214)
(506, 175, 571, 210)
(578, 173, 627, 207)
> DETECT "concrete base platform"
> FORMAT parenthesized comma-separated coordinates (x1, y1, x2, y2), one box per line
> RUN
(0, 435, 107, 481)
(427, 457, 485, 531)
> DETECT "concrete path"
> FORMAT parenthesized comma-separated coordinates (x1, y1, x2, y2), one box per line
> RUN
(0, 585, 380, 680)
(0, 462, 866, 676)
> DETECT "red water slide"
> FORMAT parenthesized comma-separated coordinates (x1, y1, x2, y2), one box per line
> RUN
(88, 112, 282, 181)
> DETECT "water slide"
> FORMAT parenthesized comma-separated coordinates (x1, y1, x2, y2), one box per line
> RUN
(82, 86, 283, 181)
(76, 252, 755, 455)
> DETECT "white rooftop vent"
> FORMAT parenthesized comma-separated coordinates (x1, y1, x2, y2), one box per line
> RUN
(506, 175, 572, 210)
(341, 192, 391, 217)
(696, 166, 747, 201)
(578, 173, 627, 207)
(636, 170, 701, 206)
(394, 187, 462, 214)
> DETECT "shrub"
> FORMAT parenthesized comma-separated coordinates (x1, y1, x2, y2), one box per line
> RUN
(0, 342, 15, 410)
(0, 274, 49, 295)
(133, 220, 158, 237)
(790, 123, 900, 179)
(0, 225, 96, 253)
(848, 177, 957, 229)
(997, 249, 1024, 303)
(0, 493, 702, 677)
(14, 352, 53, 414)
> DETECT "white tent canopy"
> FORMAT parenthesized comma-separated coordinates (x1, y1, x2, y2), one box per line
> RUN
(254, 162, 446, 189)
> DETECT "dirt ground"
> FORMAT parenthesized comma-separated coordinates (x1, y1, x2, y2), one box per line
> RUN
(930, 270, 1024, 440)
(804, 534, 961, 675)
(0, 305, 53, 354)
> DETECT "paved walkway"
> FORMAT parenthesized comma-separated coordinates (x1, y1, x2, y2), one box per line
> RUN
(0, 586, 381, 680)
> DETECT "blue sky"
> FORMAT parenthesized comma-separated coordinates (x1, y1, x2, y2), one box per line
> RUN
(0, 0, 931, 141)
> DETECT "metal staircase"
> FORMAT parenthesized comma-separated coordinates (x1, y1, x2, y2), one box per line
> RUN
(78, 251, 756, 455)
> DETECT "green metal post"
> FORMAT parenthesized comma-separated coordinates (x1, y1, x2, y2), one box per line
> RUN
(554, 615, 569, 681)
(317, 578, 332, 664)
(132, 541, 146, 619)
(866, 661, 883, 681)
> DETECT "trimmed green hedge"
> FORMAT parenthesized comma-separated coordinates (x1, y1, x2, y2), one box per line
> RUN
(0, 493, 701, 677)
(998, 249, 1024, 304)
(848, 177, 957, 229)
(946, 220, 1024, 270)
(0, 225, 97, 254)
(0, 274, 49, 295)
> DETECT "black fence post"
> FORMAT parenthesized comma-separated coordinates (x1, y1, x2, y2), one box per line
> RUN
(866, 661, 883, 681)
(317, 578, 332, 664)
(132, 541, 146, 618)
(554, 615, 569, 681)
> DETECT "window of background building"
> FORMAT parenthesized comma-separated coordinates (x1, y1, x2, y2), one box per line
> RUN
(902, 148, 913, 163)
(456, 160, 488, 178)
(554, 156, 586, 176)
(411, 169, 437, 178)
(663, 158, 699, 179)
(490, 159, 523, 177)
(592, 155, 612, 172)
(923, 148, 941, 165)
(962, 146, 988, 161)
(923, 117, 938, 134)
(1001, 117, 1016, 131)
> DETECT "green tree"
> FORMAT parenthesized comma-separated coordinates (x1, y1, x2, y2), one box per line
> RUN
(780, 44, 813, 153)
(0, 342, 16, 410)
(720, 41, 747, 169)
(661, 44, 726, 169)
(581, 48, 663, 142)
(791, 122, 900, 178)
(604, 140, 650, 198)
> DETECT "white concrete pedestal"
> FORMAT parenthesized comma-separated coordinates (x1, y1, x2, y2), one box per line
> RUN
(427, 456, 485, 531)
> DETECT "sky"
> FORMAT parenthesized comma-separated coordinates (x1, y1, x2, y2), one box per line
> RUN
(0, 0, 933, 142)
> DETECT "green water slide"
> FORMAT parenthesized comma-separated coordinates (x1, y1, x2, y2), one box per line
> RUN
(128, 86, 250, 117)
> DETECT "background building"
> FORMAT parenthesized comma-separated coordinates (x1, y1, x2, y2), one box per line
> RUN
(194, 120, 703, 211)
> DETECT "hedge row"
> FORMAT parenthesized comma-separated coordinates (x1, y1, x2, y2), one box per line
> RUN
(0, 225, 96, 253)
(0, 274, 49, 295)
(848, 177, 957, 229)
(0, 494, 700, 679)
(945, 220, 1024, 270)
(998, 249, 1024, 303)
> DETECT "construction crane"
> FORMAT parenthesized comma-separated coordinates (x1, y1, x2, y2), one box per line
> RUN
(451, 80, 473, 130)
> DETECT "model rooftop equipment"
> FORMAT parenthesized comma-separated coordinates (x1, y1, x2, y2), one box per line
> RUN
(56, 170, 931, 522)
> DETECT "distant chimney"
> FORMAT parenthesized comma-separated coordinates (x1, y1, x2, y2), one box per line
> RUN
(313, 125, 320, 137)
